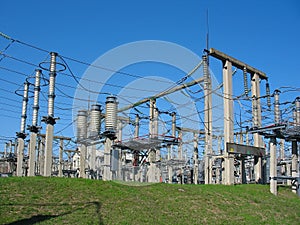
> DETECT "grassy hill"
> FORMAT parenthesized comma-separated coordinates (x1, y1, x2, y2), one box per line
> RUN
(0, 177, 299, 225)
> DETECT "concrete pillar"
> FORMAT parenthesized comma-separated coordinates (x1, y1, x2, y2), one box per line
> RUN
(251, 73, 263, 183)
(79, 144, 86, 178)
(291, 141, 298, 194)
(38, 137, 45, 175)
(28, 132, 37, 176)
(103, 138, 112, 180)
(223, 60, 234, 185)
(203, 55, 213, 184)
(58, 139, 63, 177)
(167, 145, 173, 184)
(193, 133, 199, 184)
(270, 137, 277, 195)
(16, 138, 24, 176)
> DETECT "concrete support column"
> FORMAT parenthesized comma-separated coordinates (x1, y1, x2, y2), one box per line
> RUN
(223, 60, 234, 185)
(203, 54, 213, 184)
(28, 132, 37, 176)
(58, 139, 63, 177)
(103, 138, 112, 181)
(251, 73, 263, 183)
(38, 137, 45, 175)
(79, 144, 86, 178)
(291, 141, 298, 193)
(16, 138, 24, 176)
(193, 133, 199, 184)
(270, 137, 277, 195)
(167, 145, 173, 184)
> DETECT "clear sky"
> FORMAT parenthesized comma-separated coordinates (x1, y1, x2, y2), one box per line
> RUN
(0, 0, 299, 154)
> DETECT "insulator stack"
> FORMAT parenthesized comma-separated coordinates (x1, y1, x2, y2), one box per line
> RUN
(274, 90, 281, 124)
(252, 96, 259, 128)
(171, 112, 176, 137)
(295, 97, 300, 126)
(293, 110, 297, 125)
(266, 82, 271, 109)
(48, 52, 57, 117)
(105, 96, 118, 132)
(89, 104, 101, 137)
(32, 69, 41, 126)
(20, 82, 29, 133)
(202, 55, 209, 90)
(77, 110, 88, 141)
(243, 67, 249, 96)
(134, 114, 139, 138)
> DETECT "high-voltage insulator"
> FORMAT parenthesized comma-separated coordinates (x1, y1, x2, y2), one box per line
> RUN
(274, 89, 281, 124)
(243, 67, 249, 97)
(20, 81, 29, 135)
(295, 97, 300, 126)
(105, 96, 118, 135)
(266, 81, 271, 109)
(89, 104, 101, 138)
(252, 96, 259, 128)
(48, 52, 57, 118)
(32, 69, 41, 128)
(202, 55, 209, 90)
(134, 114, 140, 138)
(77, 110, 88, 141)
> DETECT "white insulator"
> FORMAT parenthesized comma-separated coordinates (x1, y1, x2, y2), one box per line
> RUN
(274, 90, 281, 124)
(32, 69, 41, 126)
(77, 110, 88, 140)
(202, 55, 209, 90)
(252, 96, 258, 128)
(20, 82, 29, 133)
(134, 114, 140, 138)
(171, 112, 176, 137)
(48, 52, 57, 117)
(295, 97, 300, 126)
(105, 96, 118, 132)
(89, 104, 101, 137)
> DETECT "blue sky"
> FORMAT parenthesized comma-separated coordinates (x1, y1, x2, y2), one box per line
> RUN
(0, 0, 299, 154)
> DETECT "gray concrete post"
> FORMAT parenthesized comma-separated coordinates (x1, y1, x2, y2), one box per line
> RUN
(270, 137, 277, 195)
(223, 60, 234, 185)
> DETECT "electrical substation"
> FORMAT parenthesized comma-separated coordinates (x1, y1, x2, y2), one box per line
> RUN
(0, 32, 299, 196)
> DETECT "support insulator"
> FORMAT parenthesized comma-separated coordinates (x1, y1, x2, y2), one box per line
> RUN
(20, 82, 29, 134)
(134, 114, 140, 138)
(252, 96, 259, 128)
(266, 82, 271, 109)
(77, 110, 88, 141)
(105, 96, 118, 138)
(202, 55, 209, 90)
(32, 69, 41, 127)
(295, 97, 300, 126)
(89, 104, 101, 138)
(48, 52, 57, 117)
(274, 89, 281, 124)
(171, 112, 176, 138)
(243, 67, 249, 97)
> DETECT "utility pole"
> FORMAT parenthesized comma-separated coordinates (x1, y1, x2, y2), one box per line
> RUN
(43, 52, 58, 177)
(28, 69, 42, 176)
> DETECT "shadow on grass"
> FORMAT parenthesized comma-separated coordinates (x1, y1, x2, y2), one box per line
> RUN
(4, 201, 103, 225)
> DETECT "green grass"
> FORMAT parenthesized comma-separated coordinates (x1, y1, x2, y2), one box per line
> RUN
(0, 177, 299, 224)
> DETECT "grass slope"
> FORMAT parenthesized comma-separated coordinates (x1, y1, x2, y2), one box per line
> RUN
(0, 177, 299, 225)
